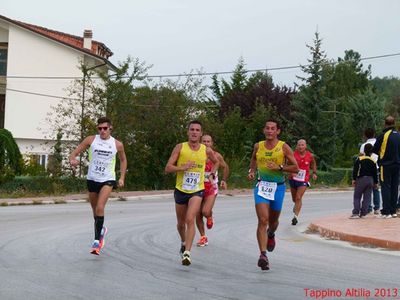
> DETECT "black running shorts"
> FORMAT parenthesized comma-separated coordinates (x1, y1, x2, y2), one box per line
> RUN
(174, 188, 204, 205)
(87, 180, 117, 194)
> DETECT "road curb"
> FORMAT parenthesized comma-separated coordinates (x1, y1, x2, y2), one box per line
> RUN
(308, 221, 400, 251)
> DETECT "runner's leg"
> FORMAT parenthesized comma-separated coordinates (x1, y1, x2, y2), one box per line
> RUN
(184, 196, 203, 252)
(175, 203, 188, 244)
(294, 186, 307, 217)
(94, 185, 113, 240)
(196, 201, 206, 237)
(255, 203, 269, 252)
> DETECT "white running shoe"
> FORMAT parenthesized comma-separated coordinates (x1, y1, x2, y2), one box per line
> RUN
(181, 250, 191, 266)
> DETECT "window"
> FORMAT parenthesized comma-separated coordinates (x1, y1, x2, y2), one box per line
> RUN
(0, 48, 7, 76)
(0, 94, 4, 129)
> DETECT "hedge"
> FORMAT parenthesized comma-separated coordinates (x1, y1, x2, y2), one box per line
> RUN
(0, 176, 86, 198)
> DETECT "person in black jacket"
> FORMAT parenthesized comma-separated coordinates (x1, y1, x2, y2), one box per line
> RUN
(350, 143, 378, 218)
(372, 116, 400, 218)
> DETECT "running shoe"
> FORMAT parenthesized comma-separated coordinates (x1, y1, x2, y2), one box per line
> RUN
(99, 226, 108, 249)
(349, 214, 360, 219)
(392, 213, 398, 218)
(179, 244, 185, 258)
(291, 216, 298, 226)
(206, 217, 214, 229)
(374, 210, 380, 215)
(181, 250, 191, 266)
(90, 240, 100, 255)
(257, 254, 270, 270)
(196, 236, 208, 247)
(267, 231, 275, 252)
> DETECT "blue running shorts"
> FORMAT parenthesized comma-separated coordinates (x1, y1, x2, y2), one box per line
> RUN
(253, 182, 286, 211)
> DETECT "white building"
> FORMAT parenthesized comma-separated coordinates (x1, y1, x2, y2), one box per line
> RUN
(0, 14, 115, 167)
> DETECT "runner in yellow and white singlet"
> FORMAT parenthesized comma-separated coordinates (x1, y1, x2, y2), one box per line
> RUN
(165, 120, 219, 266)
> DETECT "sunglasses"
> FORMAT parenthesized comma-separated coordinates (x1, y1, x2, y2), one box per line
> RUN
(97, 126, 109, 131)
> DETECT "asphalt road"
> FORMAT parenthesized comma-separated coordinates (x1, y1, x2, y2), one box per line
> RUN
(1, 191, 399, 300)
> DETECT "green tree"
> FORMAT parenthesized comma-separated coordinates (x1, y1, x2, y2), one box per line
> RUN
(292, 31, 335, 169)
(324, 50, 372, 163)
(0, 129, 23, 183)
(371, 76, 400, 117)
(346, 88, 387, 140)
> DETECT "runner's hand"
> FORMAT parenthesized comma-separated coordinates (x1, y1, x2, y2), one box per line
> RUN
(118, 178, 125, 188)
(69, 158, 79, 168)
(312, 173, 318, 181)
(220, 180, 227, 190)
(182, 160, 196, 171)
(247, 171, 255, 181)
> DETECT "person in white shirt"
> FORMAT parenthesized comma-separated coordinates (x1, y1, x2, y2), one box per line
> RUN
(359, 127, 380, 214)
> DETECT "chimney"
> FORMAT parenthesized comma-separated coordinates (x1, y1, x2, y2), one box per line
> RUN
(83, 30, 93, 50)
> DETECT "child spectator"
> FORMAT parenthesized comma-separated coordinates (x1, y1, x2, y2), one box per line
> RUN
(350, 143, 378, 218)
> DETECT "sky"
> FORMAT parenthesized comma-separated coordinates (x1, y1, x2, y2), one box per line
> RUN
(1, 0, 400, 87)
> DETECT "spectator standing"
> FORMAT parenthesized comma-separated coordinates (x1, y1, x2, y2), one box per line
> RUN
(350, 144, 378, 218)
(372, 116, 400, 218)
(359, 128, 380, 214)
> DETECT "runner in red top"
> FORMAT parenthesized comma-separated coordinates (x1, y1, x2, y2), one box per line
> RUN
(288, 139, 317, 225)
(196, 134, 229, 247)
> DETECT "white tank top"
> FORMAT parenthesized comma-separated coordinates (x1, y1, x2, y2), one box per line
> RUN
(87, 135, 117, 182)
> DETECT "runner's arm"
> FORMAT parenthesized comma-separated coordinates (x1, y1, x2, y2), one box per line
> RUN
(281, 143, 299, 173)
(247, 143, 258, 181)
(310, 154, 318, 180)
(116, 141, 127, 187)
(165, 144, 195, 173)
(217, 152, 230, 182)
(206, 147, 220, 183)
(69, 136, 94, 168)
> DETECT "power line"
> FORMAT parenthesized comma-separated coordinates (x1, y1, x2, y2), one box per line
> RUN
(6, 88, 80, 100)
(5, 87, 218, 107)
(5, 51, 400, 102)
(3, 51, 400, 80)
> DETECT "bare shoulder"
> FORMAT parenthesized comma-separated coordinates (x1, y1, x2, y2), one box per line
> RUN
(114, 138, 125, 151)
(282, 142, 294, 154)
(84, 135, 96, 145)
(215, 151, 224, 160)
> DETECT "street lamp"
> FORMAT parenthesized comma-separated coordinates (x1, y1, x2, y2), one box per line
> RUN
(79, 62, 107, 176)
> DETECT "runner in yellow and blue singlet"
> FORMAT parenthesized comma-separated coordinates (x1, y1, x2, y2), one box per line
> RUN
(248, 120, 298, 271)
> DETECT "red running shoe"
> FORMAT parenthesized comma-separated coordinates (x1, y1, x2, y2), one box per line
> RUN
(196, 236, 208, 247)
(257, 254, 270, 270)
(99, 226, 108, 249)
(267, 233, 275, 252)
(206, 217, 214, 229)
(90, 240, 100, 255)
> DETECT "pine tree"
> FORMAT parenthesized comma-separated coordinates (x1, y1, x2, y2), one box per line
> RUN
(293, 32, 335, 169)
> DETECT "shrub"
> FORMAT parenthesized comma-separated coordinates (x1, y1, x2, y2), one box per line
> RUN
(0, 176, 87, 197)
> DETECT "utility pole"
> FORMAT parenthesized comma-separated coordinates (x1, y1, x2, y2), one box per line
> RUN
(79, 62, 107, 176)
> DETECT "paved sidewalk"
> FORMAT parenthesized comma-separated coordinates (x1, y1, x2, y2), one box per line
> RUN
(309, 212, 400, 250)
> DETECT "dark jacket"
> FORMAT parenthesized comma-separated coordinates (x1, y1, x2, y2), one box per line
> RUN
(372, 127, 400, 166)
(352, 156, 378, 184)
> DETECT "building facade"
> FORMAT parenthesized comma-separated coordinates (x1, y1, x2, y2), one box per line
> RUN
(0, 14, 115, 167)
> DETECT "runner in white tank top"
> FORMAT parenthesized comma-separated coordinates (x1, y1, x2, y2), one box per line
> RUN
(69, 117, 127, 255)
(87, 135, 117, 182)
